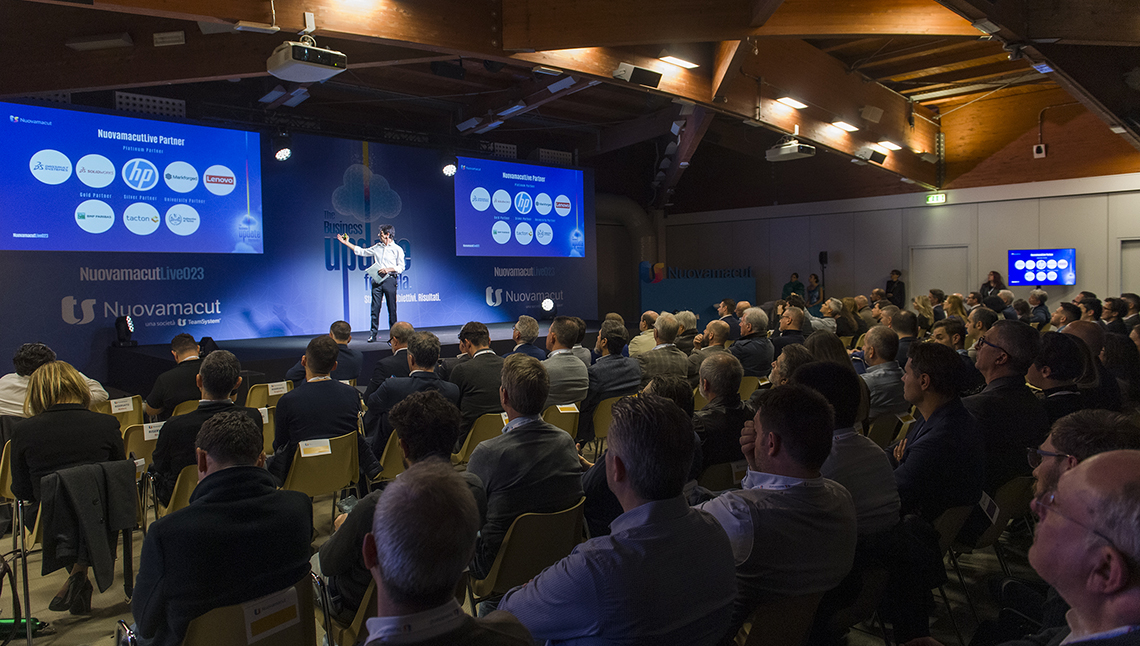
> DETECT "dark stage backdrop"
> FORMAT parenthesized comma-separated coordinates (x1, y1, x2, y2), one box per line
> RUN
(0, 131, 597, 380)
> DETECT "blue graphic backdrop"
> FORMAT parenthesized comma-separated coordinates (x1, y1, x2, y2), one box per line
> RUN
(0, 128, 597, 380)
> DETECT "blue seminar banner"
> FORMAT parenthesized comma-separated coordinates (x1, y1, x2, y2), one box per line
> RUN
(0, 127, 597, 380)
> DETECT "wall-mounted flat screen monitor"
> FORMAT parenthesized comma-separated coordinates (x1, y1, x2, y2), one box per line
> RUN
(0, 101, 263, 253)
(1008, 248, 1076, 286)
(454, 156, 586, 258)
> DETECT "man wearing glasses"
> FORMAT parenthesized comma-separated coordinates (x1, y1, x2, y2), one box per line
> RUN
(338, 224, 405, 342)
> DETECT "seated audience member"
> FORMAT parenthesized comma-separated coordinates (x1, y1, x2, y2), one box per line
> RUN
(627, 311, 658, 357)
(267, 335, 380, 485)
(577, 320, 640, 444)
(772, 306, 808, 360)
(892, 342, 984, 522)
(912, 297, 935, 335)
(1102, 297, 1129, 335)
(856, 295, 876, 329)
(133, 411, 312, 646)
(501, 395, 736, 645)
(150, 350, 262, 506)
(823, 298, 860, 338)
(0, 342, 107, 418)
(718, 298, 741, 340)
(1013, 298, 1033, 323)
(1074, 290, 1098, 305)
(675, 310, 699, 354)
(145, 333, 203, 420)
(1028, 332, 1088, 424)
(689, 320, 731, 383)
(869, 288, 887, 306)
(362, 321, 414, 401)
(636, 312, 688, 389)
(693, 353, 752, 473)
(1051, 301, 1081, 334)
(735, 301, 751, 320)
(730, 307, 774, 378)
(929, 318, 985, 393)
(888, 309, 919, 361)
(543, 316, 589, 408)
(967, 305, 1001, 360)
(568, 316, 592, 366)
(1102, 332, 1140, 409)
(318, 392, 487, 625)
(1029, 289, 1050, 326)
(696, 385, 856, 640)
(928, 289, 946, 322)
(364, 331, 459, 453)
(844, 297, 871, 338)
(1079, 297, 1104, 325)
(965, 291, 983, 311)
(448, 321, 505, 443)
(466, 354, 583, 580)
(1064, 320, 1123, 412)
(752, 344, 815, 412)
(804, 331, 871, 422)
(285, 321, 362, 385)
(998, 289, 1018, 320)
(1122, 293, 1140, 328)
(12, 360, 124, 615)
(945, 294, 969, 322)
(860, 326, 909, 419)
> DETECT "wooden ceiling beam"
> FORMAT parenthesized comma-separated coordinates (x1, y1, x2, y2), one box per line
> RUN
(712, 40, 749, 102)
(652, 106, 715, 208)
(851, 40, 988, 72)
(579, 105, 684, 158)
(895, 61, 1042, 92)
(461, 77, 601, 135)
(872, 51, 1010, 82)
(751, 0, 785, 27)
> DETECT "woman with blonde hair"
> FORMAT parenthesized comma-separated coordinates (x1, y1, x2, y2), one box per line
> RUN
(945, 294, 969, 321)
(912, 296, 934, 336)
(11, 360, 124, 615)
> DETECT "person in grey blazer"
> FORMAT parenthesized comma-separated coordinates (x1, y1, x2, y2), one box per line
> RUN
(578, 321, 641, 443)
(637, 313, 689, 389)
(543, 316, 589, 408)
(859, 326, 908, 419)
(448, 322, 504, 446)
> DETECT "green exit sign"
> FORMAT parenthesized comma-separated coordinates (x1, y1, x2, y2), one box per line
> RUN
(926, 194, 947, 205)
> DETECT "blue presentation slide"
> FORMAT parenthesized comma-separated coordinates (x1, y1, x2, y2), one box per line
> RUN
(0, 101, 263, 254)
(1008, 248, 1076, 286)
(454, 156, 585, 258)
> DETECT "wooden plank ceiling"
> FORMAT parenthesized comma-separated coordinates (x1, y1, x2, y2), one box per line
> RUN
(3, 0, 1138, 213)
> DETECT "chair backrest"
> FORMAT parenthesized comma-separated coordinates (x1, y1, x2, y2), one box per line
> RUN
(261, 407, 275, 456)
(164, 464, 200, 516)
(839, 335, 854, 349)
(103, 395, 144, 430)
(542, 403, 580, 439)
(824, 565, 890, 637)
(245, 381, 293, 409)
(933, 505, 974, 556)
(865, 414, 903, 448)
(693, 387, 709, 411)
(454, 413, 506, 465)
(894, 411, 918, 443)
(181, 573, 316, 646)
(123, 423, 160, 471)
(172, 399, 200, 417)
(591, 397, 622, 441)
(330, 578, 376, 646)
(375, 430, 404, 482)
(281, 431, 359, 498)
(853, 333, 866, 350)
(971, 476, 1036, 550)
(696, 460, 748, 491)
(741, 591, 826, 646)
(0, 440, 13, 501)
(1038, 323, 1053, 335)
(471, 497, 585, 598)
(738, 376, 762, 400)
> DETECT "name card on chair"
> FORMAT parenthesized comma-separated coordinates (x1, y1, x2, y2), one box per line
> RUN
(299, 439, 331, 457)
(339, 379, 352, 385)
(144, 422, 164, 441)
(258, 407, 269, 424)
(134, 458, 146, 475)
(500, 412, 509, 424)
(557, 404, 579, 413)
(242, 585, 300, 643)
(110, 397, 135, 414)
(267, 381, 288, 396)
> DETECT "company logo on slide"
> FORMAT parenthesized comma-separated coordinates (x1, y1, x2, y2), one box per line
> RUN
(554, 195, 572, 217)
(164, 161, 199, 193)
(485, 287, 503, 307)
(203, 165, 236, 196)
(61, 296, 96, 325)
(166, 204, 201, 236)
(491, 220, 511, 244)
(29, 149, 72, 185)
(122, 158, 159, 191)
(535, 223, 553, 245)
(470, 187, 491, 212)
(492, 190, 512, 213)
(514, 222, 534, 245)
(123, 203, 161, 236)
(514, 191, 533, 214)
(76, 154, 115, 188)
(75, 200, 115, 234)
(534, 193, 552, 215)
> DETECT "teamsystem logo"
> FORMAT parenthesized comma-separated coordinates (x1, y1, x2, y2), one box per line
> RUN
(61, 296, 96, 325)
(485, 287, 503, 307)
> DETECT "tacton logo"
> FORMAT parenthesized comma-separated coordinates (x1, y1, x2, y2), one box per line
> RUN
(62, 296, 96, 325)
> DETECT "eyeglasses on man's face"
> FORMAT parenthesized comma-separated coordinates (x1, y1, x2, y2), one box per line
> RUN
(1026, 446, 1073, 469)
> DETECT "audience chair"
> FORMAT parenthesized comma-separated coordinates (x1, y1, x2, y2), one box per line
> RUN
(865, 415, 904, 448)
(821, 566, 891, 646)
(542, 403, 580, 440)
(1037, 323, 1053, 335)
(373, 430, 404, 483)
(839, 336, 854, 349)
(0, 441, 20, 551)
(245, 381, 293, 409)
(693, 387, 709, 411)
(118, 572, 316, 646)
(152, 464, 199, 522)
(171, 399, 200, 417)
(261, 406, 275, 456)
(738, 376, 763, 401)
(932, 505, 975, 646)
(894, 411, 918, 444)
(737, 591, 826, 646)
(313, 574, 375, 646)
(591, 396, 622, 454)
(123, 423, 161, 532)
(94, 395, 144, 430)
(452, 413, 506, 466)
(853, 333, 866, 350)
(281, 431, 359, 519)
(468, 497, 585, 605)
(339, 378, 357, 387)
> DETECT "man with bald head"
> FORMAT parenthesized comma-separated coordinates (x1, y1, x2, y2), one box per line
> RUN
(627, 311, 658, 357)
(855, 295, 876, 329)
(772, 306, 807, 360)
(637, 312, 688, 389)
(1064, 320, 1123, 411)
(688, 320, 730, 387)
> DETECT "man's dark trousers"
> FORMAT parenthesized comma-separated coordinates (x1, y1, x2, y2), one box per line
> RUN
(371, 275, 398, 336)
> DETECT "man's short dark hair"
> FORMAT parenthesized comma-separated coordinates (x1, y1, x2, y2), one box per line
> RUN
(754, 385, 834, 471)
(1057, 302, 1081, 324)
(12, 343, 55, 377)
(640, 311, 657, 328)
(549, 317, 578, 347)
(196, 410, 263, 466)
(1105, 298, 1125, 319)
(379, 223, 395, 238)
(891, 310, 919, 337)
(171, 333, 197, 354)
(1035, 332, 1085, 382)
(598, 320, 629, 352)
(907, 342, 964, 397)
(971, 306, 999, 330)
(933, 318, 967, 347)
(871, 289, 886, 300)
(1078, 290, 1098, 301)
(983, 296, 1006, 312)
(1051, 410, 1140, 461)
(790, 362, 861, 429)
(407, 332, 441, 369)
(1081, 298, 1103, 320)
(645, 374, 695, 417)
(1013, 299, 1031, 317)
(571, 317, 587, 345)
(991, 320, 1040, 373)
(699, 352, 743, 398)
(609, 394, 694, 501)
(1121, 293, 1140, 313)
(305, 335, 340, 374)
(721, 299, 737, 313)
(329, 321, 352, 343)
(501, 354, 548, 415)
(865, 326, 899, 361)
(969, 291, 983, 303)
(388, 390, 462, 461)
(786, 294, 807, 310)
(199, 350, 241, 398)
(458, 321, 490, 347)
(929, 289, 945, 304)
(890, 269, 902, 277)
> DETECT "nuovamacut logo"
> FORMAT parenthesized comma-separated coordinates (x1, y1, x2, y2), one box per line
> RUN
(203, 164, 236, 196)
(163, 161, 199, 193)
(29, 149, 72, 185)
(122, 158, 159, 191)
(485, 287, 503, 307)
(61, 296, 96, 325)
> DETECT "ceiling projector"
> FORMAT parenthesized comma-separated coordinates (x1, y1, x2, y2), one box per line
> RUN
(267, 41, 347, 83)
(766, 140, 816, 162)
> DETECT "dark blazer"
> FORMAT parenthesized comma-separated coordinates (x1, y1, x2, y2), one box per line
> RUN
(1082, 361, 1123, 412)
(268, 380, 379, 483)
(11, 404, 125, 502)
(577, 355, 641, 442)
(365, 371, 460, 454)
(675, 330, 698, 355)
(146, 358, 203, 420)
(720, 315, 741, 341)
(637, 344, 689, 389)
(286, 343, 363, 385)
(886, 280, 906, 307)
(435, 353, 470, 382)
(505, 343, 546, 360)
(133, 466, 313, 646)
(150, 401, 263, 505)
(772, 330, 806, 360)
(363, 348, 411, 400)
(692, 394, 753, 471)
(964, 375, 1051, 493)
(449, 350, 505, 435)
(894, 398, 984, 523)
(730, 333, 774, 378)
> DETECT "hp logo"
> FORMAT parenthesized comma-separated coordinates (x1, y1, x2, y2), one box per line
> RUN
(122, 158, 159, 191)
(514, 192, 533, 215)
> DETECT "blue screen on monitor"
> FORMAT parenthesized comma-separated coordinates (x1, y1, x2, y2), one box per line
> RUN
(0, 101, 263, 253)
(454, 156, 585, 257)
(1008, 248, 1076, 286)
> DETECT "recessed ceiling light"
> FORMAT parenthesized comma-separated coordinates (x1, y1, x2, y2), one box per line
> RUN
(659, 55, 699, 69)
(877, 140, 902, 151)
(777, 97, 807, 109)
(830, 120, 859, 132)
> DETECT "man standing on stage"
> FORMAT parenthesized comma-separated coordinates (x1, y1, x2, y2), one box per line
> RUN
(338, 226, 405, 342)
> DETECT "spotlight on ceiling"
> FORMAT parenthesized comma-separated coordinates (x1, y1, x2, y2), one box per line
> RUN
(441, 154, 458, 177)
(271, 132, 292, 161)
(877, 140, 902, 151)
(776, 97, 808, 109)
(658, 45, 700, 69)
(830, 120, 859, 132)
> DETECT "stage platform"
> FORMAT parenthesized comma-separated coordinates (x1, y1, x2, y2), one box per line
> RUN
(105, 321, 594, 399)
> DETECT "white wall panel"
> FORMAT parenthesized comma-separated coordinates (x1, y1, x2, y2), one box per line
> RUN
(768, 217, 812, 300)
(1040, 195, 1108, 303)
(1108, 193, 1140, 295)
(977, 200, 1039, 299)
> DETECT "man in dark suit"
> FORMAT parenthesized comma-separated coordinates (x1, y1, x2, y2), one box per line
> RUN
(1064, 320, 1123, 412)
(885, 269, 905, 308)
(448, 321, 504, 446)
(504, 315, 546, 360)
(929, 288, 946, 322)
(285, 320, 362, 386)
(149, 350, 263, 506)
(772, 306, 808, 360)
(717, 298, 741, 340)
(636, 312, 689, 389)
(730, 307, 774, 378)
(362, 321, 414, 401)
(144, 333, 202, 420)
(133, 410, 313, 646)
(692, 353, 751, 472)
(577, 320, 641, 444)
(688, 320, 731, 387)
(887, 309, 918, 364)
(364, 331, 459, 454)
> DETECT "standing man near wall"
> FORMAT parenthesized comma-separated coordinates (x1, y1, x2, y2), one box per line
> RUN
(337, 226, 405, 342)
(885, 270, 906, 308)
